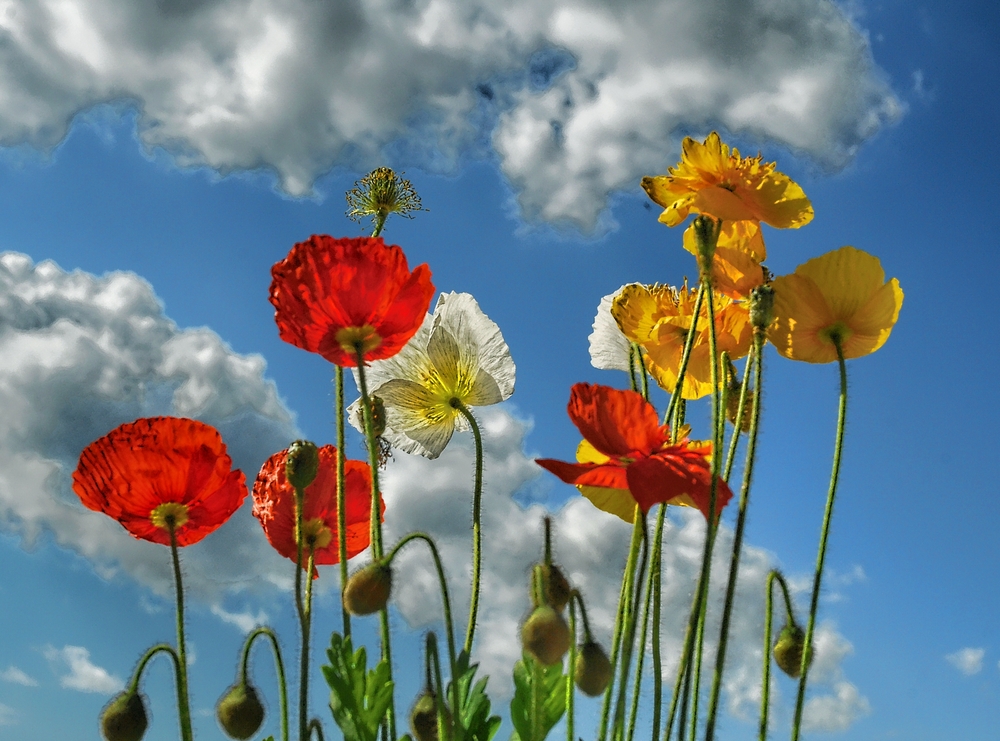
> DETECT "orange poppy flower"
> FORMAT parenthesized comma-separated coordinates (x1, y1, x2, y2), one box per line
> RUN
(251, 445, 383, 569)
(535, 384, 733, 521)
(72, 417, 247, 547)
(269, 235, 435, 367)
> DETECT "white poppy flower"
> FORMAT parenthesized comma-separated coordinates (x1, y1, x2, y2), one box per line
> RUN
(588, 285, 636, 372)
(350, 292, 515, 459)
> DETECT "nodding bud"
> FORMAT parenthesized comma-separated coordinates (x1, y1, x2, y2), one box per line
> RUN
(531, 563, 571, 613)
(521, 605, 571, 666)
(285, 440, 320, 489)
(101, 691, 148, 741)
(574, 641, 613, 697)
(773, 624, 811, 679)
(343, 562, 393, 615)
(749, 284, 775, 331)
(369, 395, 388, 438)
(216, 682, 265, 740)
(409, 690, 451, 741)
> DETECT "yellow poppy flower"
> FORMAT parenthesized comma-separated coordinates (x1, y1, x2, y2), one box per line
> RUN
(612, 283, 751, 400)
(768, 246, 903, 363)
(683, 220, 766, 300)
(642, 132, 814, 229)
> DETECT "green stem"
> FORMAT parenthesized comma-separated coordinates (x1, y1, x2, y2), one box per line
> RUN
(704, 331, 765, 740)
(637, 347, 650, 401)
(452, 400, 485, 656)
(759, 571, 795, 740)
(628, 344, 639, 393)
(168, 528, 194, 741)
(567, 599, 578, 741)
(127, 643, 181, 694)
(791, 340, 848, 740)
(627, 506, 665, 741)
(372, 215, 387, 239)
(687, 592, 709, 741)
(722, 348, 755, 482)
(597, 510, 644, 741)
(531, 653, 543, 741)
(335, 365, 351, 639)
(651, 505, 665, 741)
(612, 516, 649, 741)
(309, 718, 327, 741)
(354, 347, 397, 741)
(426, 634, 451, 741)
(664, 284, 706, 426)
(240, 628, 290, 741)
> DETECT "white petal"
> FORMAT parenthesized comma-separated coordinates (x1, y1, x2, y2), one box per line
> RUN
(589, 287, 634, 372)
(432, 292, 515, 401)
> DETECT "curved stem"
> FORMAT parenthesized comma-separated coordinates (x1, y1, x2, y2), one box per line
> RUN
(354, 347, 396, 741)
(240, 628, 290, 741)
(704, 331, 765, 740)
(597, 510, 644, 741)
(335, 365, 351, 639)
(452, 401, 485, 655)
(309, 718, 327, 741)
(759, 571, 795, 740)
(168, 529, 194, 741)
(570, 590, 596, 642)
(791, 341, 849, 740)
(127, 643, 181, 694)
(612, 516, 649, 741)
(386, 532, 462, 730)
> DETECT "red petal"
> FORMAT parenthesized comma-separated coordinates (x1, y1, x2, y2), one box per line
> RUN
(536, 458, 629, 489)
(567, 383, 666, 458)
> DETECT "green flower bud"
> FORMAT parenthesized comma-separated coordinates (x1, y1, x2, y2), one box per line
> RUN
(343, 562, 393, 615)
(286, 440, 320, 489)
(530, 563, 571, 613)
(216, 681, 265, 740)
(409, 690, 451, 741)
(521, 605, 571, 666)
(773, 624, 811, 679)
(574, 640, 613, 697)
(101, 691, 148, 741)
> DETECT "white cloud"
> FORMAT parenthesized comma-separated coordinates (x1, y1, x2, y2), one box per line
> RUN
(211, 604, 269, 633)
(0, 666, 37, 687)
(0, 252, 302, 604)
(0, 0, 899, 230)
(946, 647, 984, 676)
(0, 703, 15, 726)
(375, 405, 867, 732)
(43, 645, 123, 694)
(801, 680, 871, 732)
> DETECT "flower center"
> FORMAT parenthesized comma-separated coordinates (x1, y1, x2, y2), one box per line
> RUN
(150, 502, 190, 531)
(336, 325, 382, 356)
(303, 518, 333, 550)
(819, 322, 852, 348)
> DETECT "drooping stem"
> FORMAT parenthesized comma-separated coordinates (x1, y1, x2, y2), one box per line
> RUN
(791, 339, 849, 740)
(597, 510, 644, 741)
(240, 628, 290, 741)
(353, 346, 397, 741)
(452, 400, 485, 655)
(308, 718, 327, 741)
(168, 527, 194, 741)
(758, 571, 794, 740)
(335, 365, 351, 639)
(704, 331, 765, 740)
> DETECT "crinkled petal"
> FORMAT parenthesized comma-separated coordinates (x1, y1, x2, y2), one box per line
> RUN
(589, 287, 637, 372)
(567, 383, 665, 458)
(433, 292, 515, 401)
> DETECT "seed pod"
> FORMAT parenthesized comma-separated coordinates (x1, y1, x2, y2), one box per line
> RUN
(286, 440, 320, 489)
(216, 681, 265, 740)
(773, 624, 811, 679)
(101, 691, 148, 741)
(574, 641, 613, 697)
(343, 562, 393, 615)
(521, 605, 571, 666)
(409, 690, 451, 741)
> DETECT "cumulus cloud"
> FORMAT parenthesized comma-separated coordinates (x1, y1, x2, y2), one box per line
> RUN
(375, 405, 867, 731)
(0, 0, 899, 229)
(0, 252, 302, 604)
(43, 645, 123, 694)
(946, 647, 984, 676)
(211, 604, 269, 633)
(0, 666, 37, 687)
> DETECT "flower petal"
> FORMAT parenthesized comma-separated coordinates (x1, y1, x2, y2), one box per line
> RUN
(566, 383, 665, 458)
(588, 287, 635, 372)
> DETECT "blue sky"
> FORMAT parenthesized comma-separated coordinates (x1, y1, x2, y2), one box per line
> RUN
(0, 0, 997, 739)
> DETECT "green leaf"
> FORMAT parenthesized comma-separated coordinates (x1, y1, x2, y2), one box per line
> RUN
(508, 654, 567, 741)
(323, 633, 395, 741)
(447, 651, 501, 741)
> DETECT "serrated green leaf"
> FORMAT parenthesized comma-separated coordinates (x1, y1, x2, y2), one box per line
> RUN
(508, 654, 568, 741)
(323, 632, 395, 741)
(445, 650, 501, 741)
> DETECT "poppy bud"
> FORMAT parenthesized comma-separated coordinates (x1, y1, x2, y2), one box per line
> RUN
(749, 284, 775, 331)
(574, 641, 613, 697)
(343, 562, 393, 615)
(773, 624, 811, 679)
(531, 563, 571, 613)
(409, 690, 451, 741)
(692, 215, 721, 274)
(216, 681, 265, 740)
(286, 440, 320, 489)
(521, 605, 571, 666)
(725, 384, 753, 432)
(369, 395, 388, 439)
(101, 691, 148, 741)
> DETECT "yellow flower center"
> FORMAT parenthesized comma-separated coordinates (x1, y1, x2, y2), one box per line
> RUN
(150, 502, 190, 531)
(336, 325, 382, 356)
(303, 518, 333, 550)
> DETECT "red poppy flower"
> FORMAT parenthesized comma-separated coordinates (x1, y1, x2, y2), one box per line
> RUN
(535, 384, 732, 521)
(72, 417, 247, 546)
(269, 235, 435, 367)
(251, 445, 384, 570)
